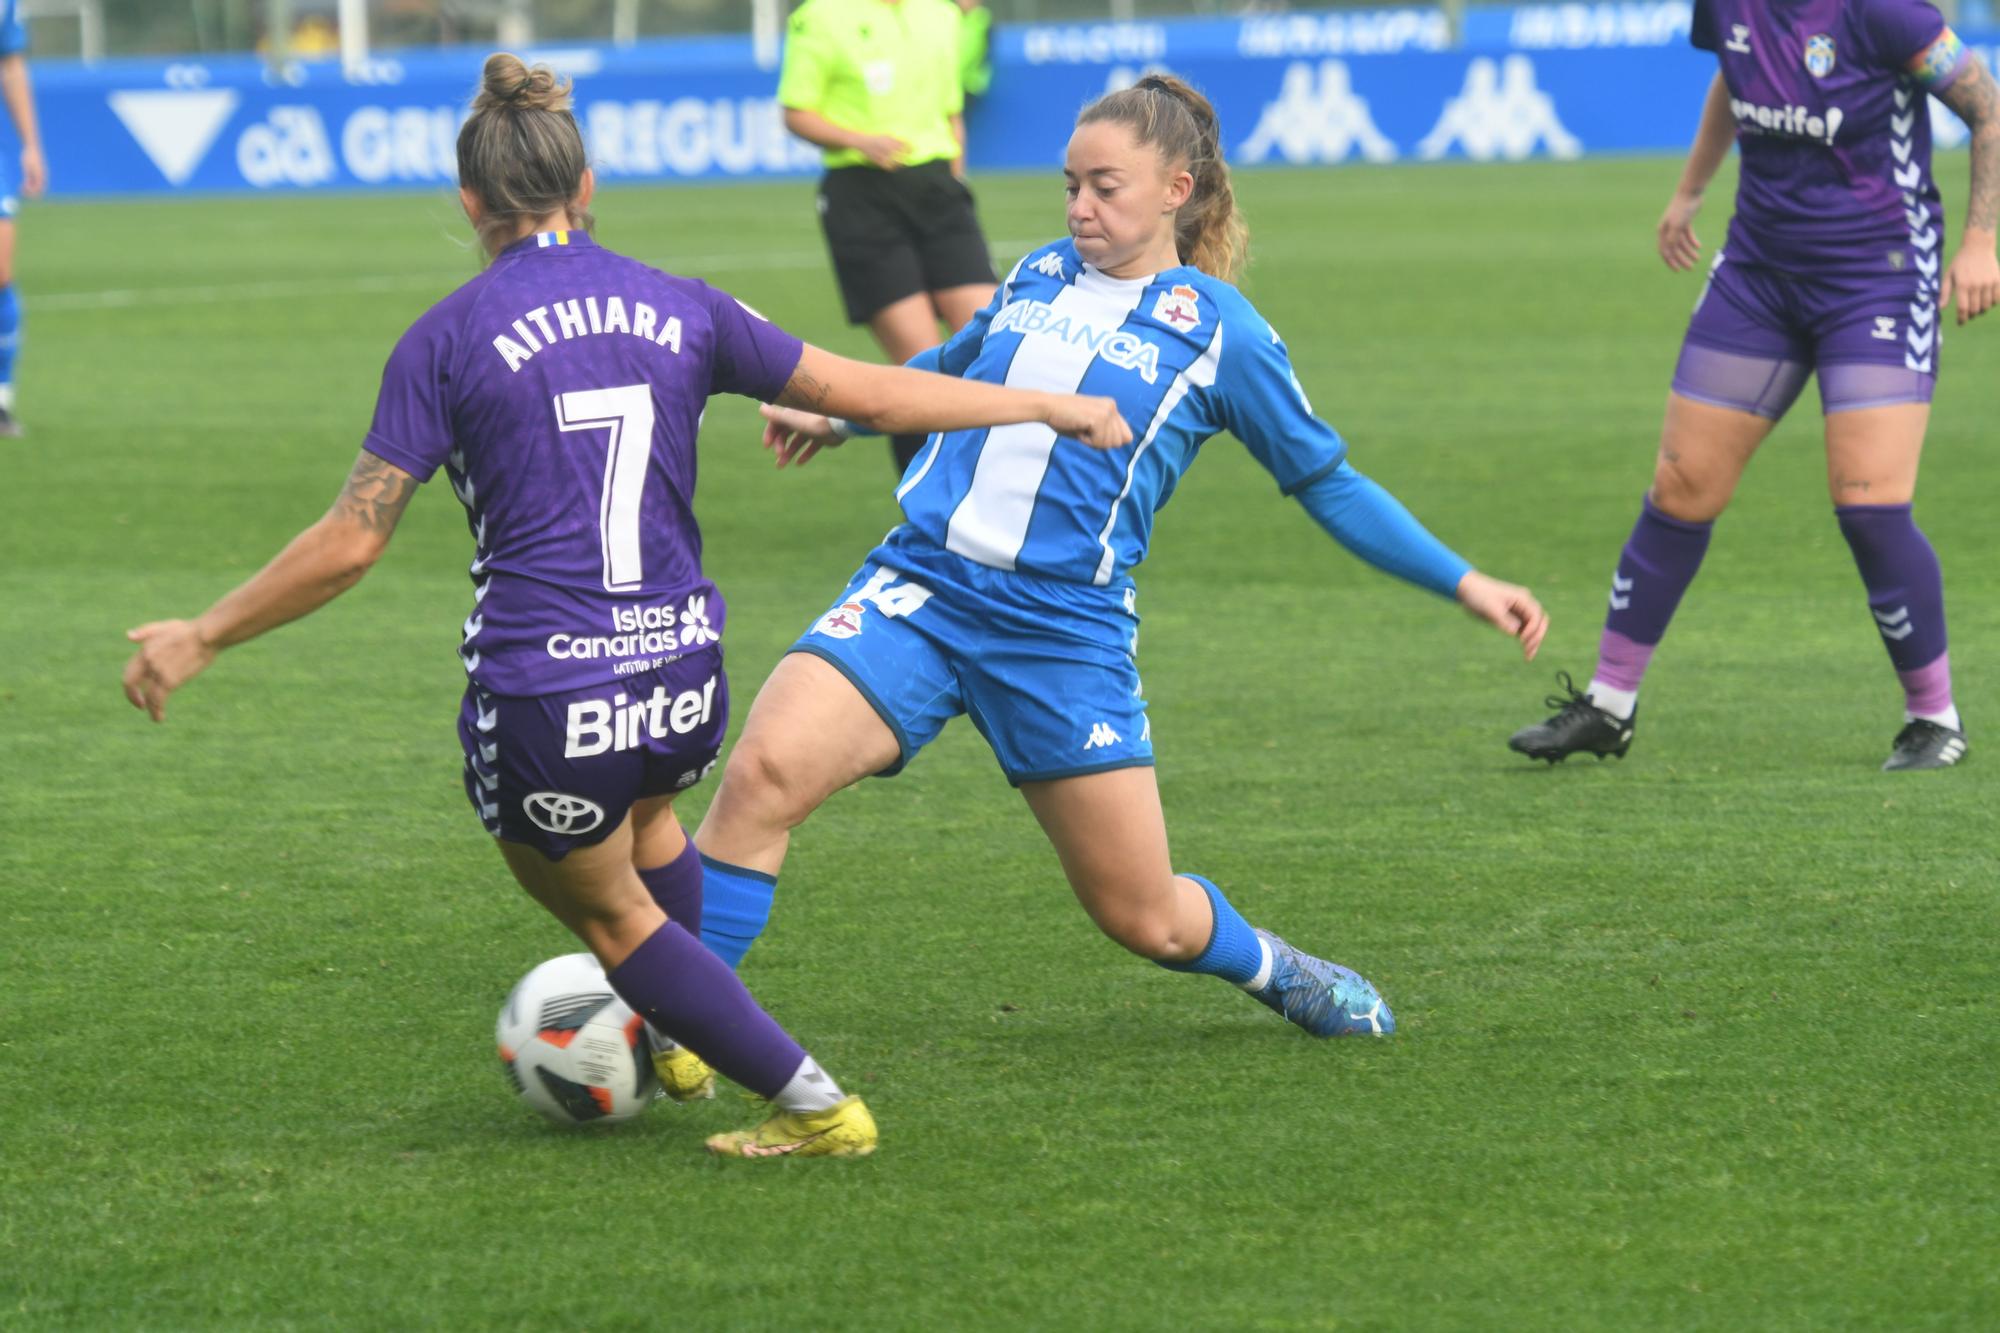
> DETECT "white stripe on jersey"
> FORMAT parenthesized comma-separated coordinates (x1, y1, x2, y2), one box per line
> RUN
(943, 268, 1151, 570)
(897, 255, 1030, 507)
(1091, 319, 1224, 586)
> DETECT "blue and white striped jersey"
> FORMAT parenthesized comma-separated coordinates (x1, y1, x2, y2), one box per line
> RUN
(897, 238, 1347, 586)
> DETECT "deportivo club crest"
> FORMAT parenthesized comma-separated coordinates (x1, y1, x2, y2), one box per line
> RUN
(1804, 34, 1836, 79)
(813, 600, 866, 640)
(1151, 283, 1201, 330)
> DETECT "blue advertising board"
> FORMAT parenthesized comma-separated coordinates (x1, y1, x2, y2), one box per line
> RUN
(17, 8, 1997, 197)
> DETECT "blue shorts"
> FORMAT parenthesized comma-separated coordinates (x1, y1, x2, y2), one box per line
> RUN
(0, 157, 17, 218)
(791, 530, 1153, 785)
(459, 648, 728, 860)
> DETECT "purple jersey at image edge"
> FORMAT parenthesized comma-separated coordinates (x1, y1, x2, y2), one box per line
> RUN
(1692, 0, 1959, 274)
(361, 231, 804, 698)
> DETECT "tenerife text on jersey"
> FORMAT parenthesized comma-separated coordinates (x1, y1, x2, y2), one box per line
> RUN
(1730, 97, 1845, 146)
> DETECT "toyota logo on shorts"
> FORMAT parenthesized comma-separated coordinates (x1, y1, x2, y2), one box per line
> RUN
(523, 791, 605, 835)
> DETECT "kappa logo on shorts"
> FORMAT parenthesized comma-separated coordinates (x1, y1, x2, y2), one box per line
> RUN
(814, 600, 867, 640)
(523, 792, 606, 836)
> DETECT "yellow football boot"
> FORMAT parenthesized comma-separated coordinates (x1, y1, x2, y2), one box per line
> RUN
(705, 1096, 877, 1159)
(650, 1042, 716, 1102)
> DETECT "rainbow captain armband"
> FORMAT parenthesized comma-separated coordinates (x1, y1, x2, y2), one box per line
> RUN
(1908, 28, 1968, 89)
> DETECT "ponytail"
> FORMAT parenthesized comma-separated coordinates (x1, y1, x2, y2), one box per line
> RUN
(1077, 74, 1248, 282)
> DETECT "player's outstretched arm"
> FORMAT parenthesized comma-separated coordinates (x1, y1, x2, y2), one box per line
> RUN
(759, 344, 1131, 466)
(122, 450, 417, 721)
(1293, 461, 1547, 660)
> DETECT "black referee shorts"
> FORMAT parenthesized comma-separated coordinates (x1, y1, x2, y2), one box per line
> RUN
(816, 159, 998, 325)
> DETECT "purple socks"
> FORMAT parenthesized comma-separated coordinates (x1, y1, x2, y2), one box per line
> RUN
(1583, 496, 1955, 725)
(1836, 504, 1955, 719)
(1590, 495, 1715, 700)
(638, 838, 704, 936)
(606, 920, 807, 1099)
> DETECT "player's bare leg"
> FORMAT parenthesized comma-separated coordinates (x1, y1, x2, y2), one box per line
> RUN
(1823, 402, 1965, 768)
(694, 652, 901, 966)
(868, 292, 950, 472)
(1021, 767, 1392, 1037)
(929, 281, 995, 332)
(1512, 393, 1775, 762)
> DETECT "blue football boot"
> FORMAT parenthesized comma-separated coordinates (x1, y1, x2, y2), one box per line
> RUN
(1248, 929, 1394, 1037)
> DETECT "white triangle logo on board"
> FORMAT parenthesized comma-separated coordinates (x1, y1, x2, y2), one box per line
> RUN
(107, 90, 240, 186)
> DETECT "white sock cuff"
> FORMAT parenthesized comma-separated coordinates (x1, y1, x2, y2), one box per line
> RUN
(1239, 937, 1274, 993)
(773, 1055, 844, 1114)
(1586, 679, 1638, 720)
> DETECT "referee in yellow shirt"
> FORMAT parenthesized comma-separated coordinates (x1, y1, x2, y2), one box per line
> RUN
(779, 0, 999, 473)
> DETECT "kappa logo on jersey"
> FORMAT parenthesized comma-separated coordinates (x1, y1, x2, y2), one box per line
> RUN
(1238, 60, 1398, 165)
(1418, 56, 1581, 161)
(1725, 24, 1751, 53)
(1083, 722, 1123, 750)
(1151, 284, 1201, 330)
(989, 299, 1164, 384)
(564, 675, 720, 758)
(1031, 251, 1068, 280)
(1804, 34, 1837, 79)
(523, 792, 605, 835)
(813, 600, 867, 639)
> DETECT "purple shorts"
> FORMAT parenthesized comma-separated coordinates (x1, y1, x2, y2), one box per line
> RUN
(1674, 254, 1938, 418)
(458, 649, 728, 860)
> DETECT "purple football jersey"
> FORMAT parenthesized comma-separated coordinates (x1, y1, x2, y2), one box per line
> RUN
(1692, 0, 1961, 273)
(363, 230, 804, 696)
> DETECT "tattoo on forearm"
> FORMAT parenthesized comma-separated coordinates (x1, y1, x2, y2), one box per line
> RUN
(332, 449, 419, 534)
(1939, 57, 2000, 233)
(778, 364, 837, 414)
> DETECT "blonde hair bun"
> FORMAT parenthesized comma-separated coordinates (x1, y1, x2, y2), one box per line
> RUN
(476, 52, 571, 114)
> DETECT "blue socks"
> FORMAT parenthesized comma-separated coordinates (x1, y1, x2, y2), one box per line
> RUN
(696, 856, 1266, 993)
(1156, 873, 1266, 986)
(699, 854, 776, 970)
(0, 283, 20, 391)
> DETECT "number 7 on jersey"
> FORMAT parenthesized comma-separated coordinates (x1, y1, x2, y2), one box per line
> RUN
(554, 384, 656, 593)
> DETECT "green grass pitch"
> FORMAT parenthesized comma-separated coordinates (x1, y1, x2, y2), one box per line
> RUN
(3, 158, 1997, 1328)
